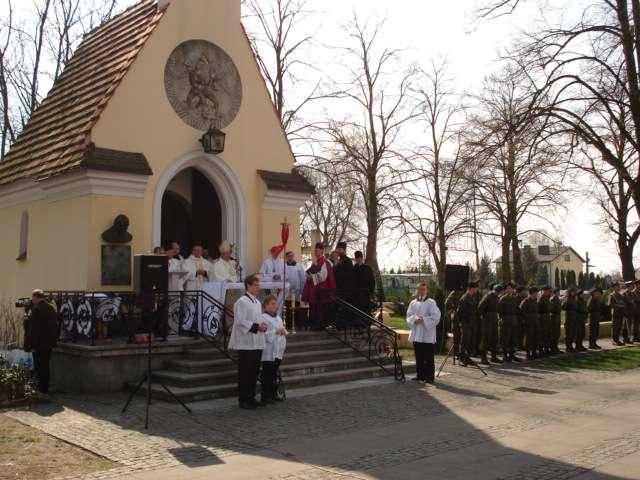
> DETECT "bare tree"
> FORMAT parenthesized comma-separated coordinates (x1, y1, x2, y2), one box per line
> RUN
(298, 160, 363, 250)
(314, 16, 420, 275)
(465, 67, 567, 284)
(478, 0, 640, 278)
(243, 0, 325, 138)
(0, 0, 121, 158)
(391, 60, 470, 285)
(0, 1, 15, 158)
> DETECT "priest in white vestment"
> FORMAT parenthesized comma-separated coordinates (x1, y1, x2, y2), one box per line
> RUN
(211, 240, 241, 282)
(285, 251, 306, 300)
(166, 245, 188, 291)
(260, 246, 285, 281)
(183, 245, 213, 291)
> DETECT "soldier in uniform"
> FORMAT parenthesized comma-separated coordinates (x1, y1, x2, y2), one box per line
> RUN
(575, 289, 588, 351)
(632, 281, 640, 343)
(587, 288, 603, 349)
(472, 286, 483, 357)
(622, 281, 635, 344)
(445, 288, 465, 359)
(498, 282, 520, 362)
(609, 283, 626, 346)
(515, 285, 527, 350)
(456, 281, 480, 366)
(537, 286, 553, 357)
(562, 287, 578, 352)
(478, 284, 503, 364)
(520, 287, 540, 360)
(549, 288, 563, 354)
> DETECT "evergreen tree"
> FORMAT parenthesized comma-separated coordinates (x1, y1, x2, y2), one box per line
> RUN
(521, 248, 539, 284)
(477, 255, 496, 289)
(554, 268, 560, 288)
(566, 270, 576, 287)
(578, 271, 585, 288)
(588, 272, 596, 288)
(535, 265, 549, 286)
(561, 270, 567, 289)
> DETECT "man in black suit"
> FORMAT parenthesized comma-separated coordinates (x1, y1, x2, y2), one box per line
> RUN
(353, 251, 375, 316)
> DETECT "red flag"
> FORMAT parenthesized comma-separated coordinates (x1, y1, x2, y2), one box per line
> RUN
(281, 222, 290, 245)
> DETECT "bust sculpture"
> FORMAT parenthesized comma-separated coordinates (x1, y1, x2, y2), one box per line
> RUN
(101, 214, 133, 244)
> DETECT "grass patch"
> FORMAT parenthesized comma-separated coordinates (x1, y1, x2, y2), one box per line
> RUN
(400, 348, 415, 361)
(0, 414, 117, 479)
(541, 347, 640, 372)
(387, 316, 407, 330)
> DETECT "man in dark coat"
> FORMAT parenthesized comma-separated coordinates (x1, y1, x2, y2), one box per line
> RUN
(25, 289, 59, 394)
(333, 241, 354, 298)
(352, 251, 375, 315)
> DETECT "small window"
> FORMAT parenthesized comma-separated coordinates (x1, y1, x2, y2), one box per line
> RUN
(564, 254, 570, 262)
(17, 211, 28, 261)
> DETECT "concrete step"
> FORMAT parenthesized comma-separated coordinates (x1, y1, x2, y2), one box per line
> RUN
(167, 347, 360, 374)
(153, 356, 393, 388)
(138, 364, 412, 403)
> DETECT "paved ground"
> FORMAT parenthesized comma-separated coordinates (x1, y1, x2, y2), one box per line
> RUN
(5, 345, 640, 480)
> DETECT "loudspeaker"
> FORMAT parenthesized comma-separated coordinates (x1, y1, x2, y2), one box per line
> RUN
(445, 264, 470, 291)
(134, 255, 169, 294)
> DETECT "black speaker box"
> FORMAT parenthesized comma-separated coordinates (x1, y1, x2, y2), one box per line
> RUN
(445, 264, 470, 291)
(134, 255, 169, 294)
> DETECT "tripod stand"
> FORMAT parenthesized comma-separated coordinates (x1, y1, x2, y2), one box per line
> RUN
(436, 342, 487, 377)
(122, 305, 191, 429)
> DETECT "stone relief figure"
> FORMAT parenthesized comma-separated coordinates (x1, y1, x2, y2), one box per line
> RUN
(165, 40, 242, 131)
(185, 52, 223, 124)
(101, 214, 133, 244)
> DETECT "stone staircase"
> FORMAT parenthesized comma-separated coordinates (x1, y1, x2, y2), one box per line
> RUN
(135, 331, 410, 403)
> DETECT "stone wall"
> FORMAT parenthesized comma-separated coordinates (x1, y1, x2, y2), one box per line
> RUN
(51, 337, 202, 393)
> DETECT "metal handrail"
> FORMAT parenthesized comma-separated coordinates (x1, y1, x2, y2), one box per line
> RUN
(328, 294, 405, 381)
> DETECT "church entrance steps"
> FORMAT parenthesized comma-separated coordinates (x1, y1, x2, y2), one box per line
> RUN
(138, 364, 413, 404)
(168, 347, 360, 374)
(127, 330, 410, 403)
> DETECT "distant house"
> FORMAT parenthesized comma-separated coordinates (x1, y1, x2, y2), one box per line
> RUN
(381, 273, 435, 290)
(493, 245, 586, 288)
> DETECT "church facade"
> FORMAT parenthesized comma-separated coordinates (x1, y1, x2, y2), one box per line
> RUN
(0, 0, 312, 299)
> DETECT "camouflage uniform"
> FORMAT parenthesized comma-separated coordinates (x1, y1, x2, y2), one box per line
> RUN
(549, 294, 562, 353)
(537, 293, 551, 355)
(622, 287, 634, 343)
(472, 290, 482, 356)
(576, 294, 588, 350)
(519, 294, 539, 359)
(498, 292, 519, 361)
(609, 289, 626, 345)
(587, 294, 603, 349)
(515, 288, 527, 349)
(456, 291, 479, 362)
(562, 294, 578, 351)
(478, 291, 500, 363)
(632, 287, 640, 342)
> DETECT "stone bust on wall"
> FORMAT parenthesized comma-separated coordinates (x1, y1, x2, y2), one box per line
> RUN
(101, 214, 133, 244)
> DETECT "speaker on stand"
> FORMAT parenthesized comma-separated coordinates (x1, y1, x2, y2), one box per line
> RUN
(123, 254, 191, 428)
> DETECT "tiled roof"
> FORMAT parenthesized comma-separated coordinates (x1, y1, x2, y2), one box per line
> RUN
(258, 169, 315, 194)
(0, 0, 164, 186)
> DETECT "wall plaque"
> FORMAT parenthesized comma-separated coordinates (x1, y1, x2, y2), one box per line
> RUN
(164, 40, 243, 131)
(101, 245, 132, 286)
